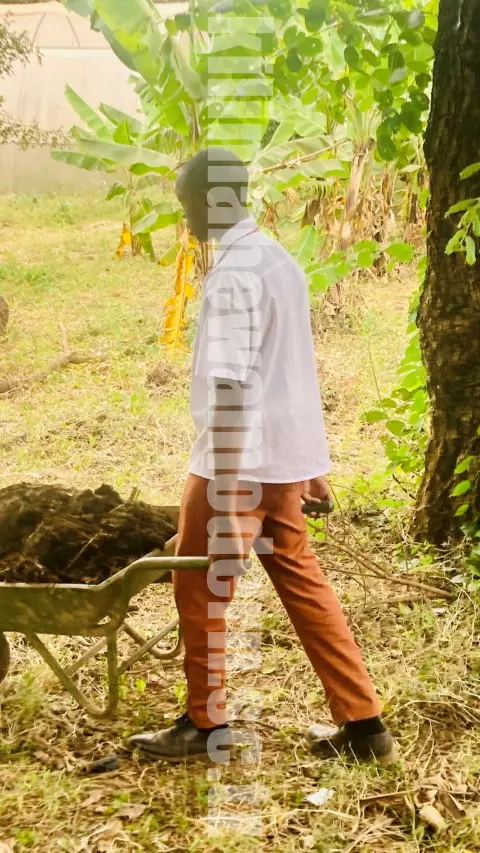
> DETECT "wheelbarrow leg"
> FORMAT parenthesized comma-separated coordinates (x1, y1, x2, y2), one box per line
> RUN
(0, 633, 10, 684)
(122, 618, 183, 662)
(65, 616, 183, 679)
(106, 634, 119, 715)
(65, 636, 113, 677)
(25, 632, 119, 719)
(118, 616, 183, 675)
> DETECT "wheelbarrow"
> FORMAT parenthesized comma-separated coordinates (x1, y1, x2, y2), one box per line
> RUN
(0, 538, 208, 718)
(0, 499, 333, 718)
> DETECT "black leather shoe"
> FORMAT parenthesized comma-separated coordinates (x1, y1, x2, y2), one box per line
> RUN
(129, 713, 233, 763)
(307, 723, 398, 764)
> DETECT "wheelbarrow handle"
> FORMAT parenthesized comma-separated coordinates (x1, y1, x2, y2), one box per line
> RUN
(302, 500, 335, 515)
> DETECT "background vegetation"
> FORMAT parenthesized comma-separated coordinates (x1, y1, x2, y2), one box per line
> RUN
(0, 0, 479, 850)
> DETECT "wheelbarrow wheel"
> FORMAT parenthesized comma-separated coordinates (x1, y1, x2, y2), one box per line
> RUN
(0, 633, 10, 684)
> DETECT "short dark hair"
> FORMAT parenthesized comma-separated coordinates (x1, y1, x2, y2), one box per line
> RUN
(177, 147, 249, 203)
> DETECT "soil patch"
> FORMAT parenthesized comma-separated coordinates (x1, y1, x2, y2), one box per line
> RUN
(0, 483, 177, 585)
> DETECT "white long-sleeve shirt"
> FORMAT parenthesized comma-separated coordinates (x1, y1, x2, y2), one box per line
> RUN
(189, 216, 331, 483)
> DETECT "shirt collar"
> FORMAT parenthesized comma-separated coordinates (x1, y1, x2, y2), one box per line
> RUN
(218, 215, 258, 251)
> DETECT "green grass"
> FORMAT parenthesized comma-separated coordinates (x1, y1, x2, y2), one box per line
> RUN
(0, 195, 479, 852)
(0, 193, 192, 503)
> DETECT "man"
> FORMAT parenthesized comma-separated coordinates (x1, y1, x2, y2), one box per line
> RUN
(130, 148, 395, 763)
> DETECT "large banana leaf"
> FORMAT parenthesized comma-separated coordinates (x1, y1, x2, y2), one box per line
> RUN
(71, 125, 97, 143)
(132, 203, 183, 234)
(135, 174, 162, 191)
(99, 31, 138, 74)
(169, 38, 207, 101)
(65, 86, 112, 139)
(76, 138, 176, 173)
(91, 0, 165, 84)
(62, 0, 93, 15)
(99, 104, 142, 135)
(251, 135, 331, 173)
(51, 150, 114, 172)
(105, 182, 127, 199)
(62, 0, 102, 30)
(293, 226, 319, 269)
(266, 116, 302, 149)
(260, 101, 327, 152)
(64, 0, 164, 79)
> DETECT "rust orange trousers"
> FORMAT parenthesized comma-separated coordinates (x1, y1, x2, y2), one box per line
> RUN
(173, 474, 380, 729)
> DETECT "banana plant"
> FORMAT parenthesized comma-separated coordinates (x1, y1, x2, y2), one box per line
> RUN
(52, 86, 182, 258)
(292, 224, 385, 298)
(62, 0, 166, 85)
(58, 0, 435, 351)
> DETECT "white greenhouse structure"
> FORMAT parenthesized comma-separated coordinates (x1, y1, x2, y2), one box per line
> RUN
(0, 1, 186, 193)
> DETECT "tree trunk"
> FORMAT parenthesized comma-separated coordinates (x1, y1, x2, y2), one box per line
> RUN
(414, 0, 480, 542)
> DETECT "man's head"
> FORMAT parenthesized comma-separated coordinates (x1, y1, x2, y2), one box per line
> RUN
(175, 147, 249, 242)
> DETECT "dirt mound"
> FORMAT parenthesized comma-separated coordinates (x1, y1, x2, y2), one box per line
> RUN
(0, 483, 177, 585)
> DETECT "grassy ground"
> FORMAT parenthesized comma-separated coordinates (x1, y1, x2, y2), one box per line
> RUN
(0, 195, 478, 853)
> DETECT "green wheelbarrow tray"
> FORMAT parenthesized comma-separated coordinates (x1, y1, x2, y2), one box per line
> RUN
(0, 554, 208, 718)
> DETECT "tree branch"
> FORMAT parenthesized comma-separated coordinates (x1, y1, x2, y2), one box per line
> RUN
(0, 352, 99, 395)
(261, 139, 349, 175)
(326, 533, 457, 600)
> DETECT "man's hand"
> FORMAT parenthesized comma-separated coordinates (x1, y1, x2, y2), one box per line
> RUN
(301, 476, 333, 518)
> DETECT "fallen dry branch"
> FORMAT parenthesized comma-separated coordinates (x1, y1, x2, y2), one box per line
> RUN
(359, 592, 438, 610)
(396, 696, 480, 725)
(0, 351, 98, 395)
(326, 533, 457, 601)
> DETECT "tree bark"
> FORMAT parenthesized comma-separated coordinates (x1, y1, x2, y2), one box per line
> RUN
(414, 0, 480, 542)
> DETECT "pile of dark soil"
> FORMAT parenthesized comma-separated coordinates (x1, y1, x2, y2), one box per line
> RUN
(0, 483, 177, 585)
